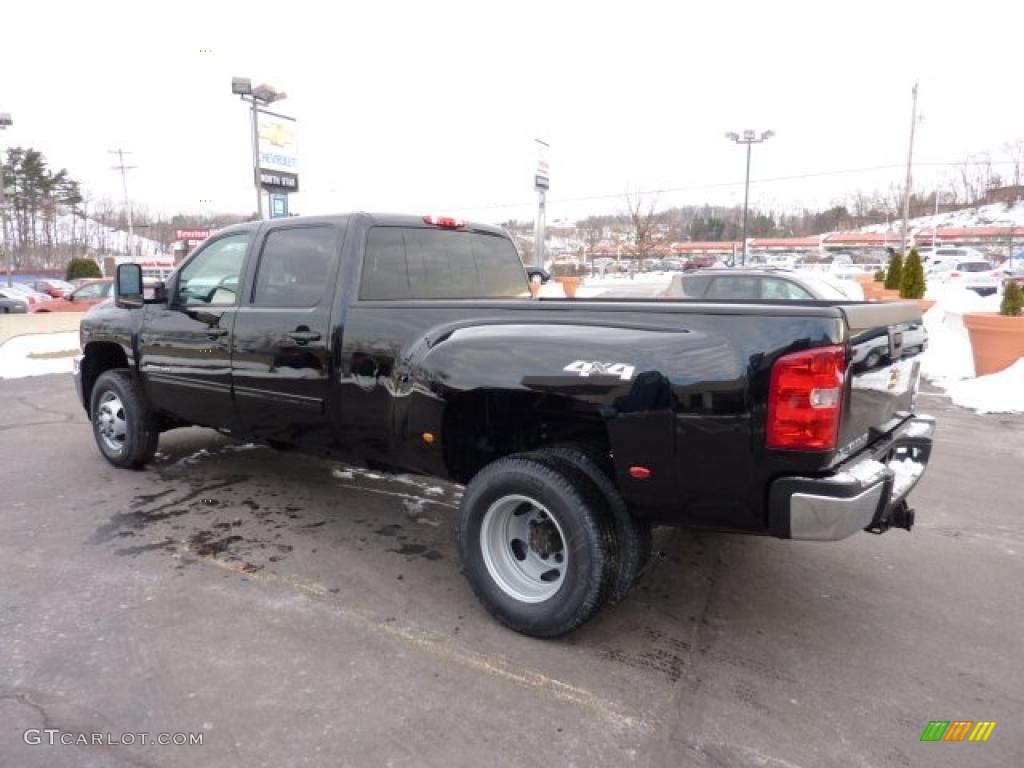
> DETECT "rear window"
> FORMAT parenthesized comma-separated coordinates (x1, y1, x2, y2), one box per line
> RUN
(666, 274, 711, 298)
(360, 227, 529, 300)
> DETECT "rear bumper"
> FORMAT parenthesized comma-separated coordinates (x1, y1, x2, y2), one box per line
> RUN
(769, 414, 935, 541)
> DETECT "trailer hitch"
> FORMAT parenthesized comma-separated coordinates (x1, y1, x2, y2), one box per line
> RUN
(866, 499, 915, 534)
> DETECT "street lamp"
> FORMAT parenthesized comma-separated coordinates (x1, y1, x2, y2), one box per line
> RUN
(725, 129, 774, 265)
(1, 112, 12, 286)
(232, 78, 287, 220)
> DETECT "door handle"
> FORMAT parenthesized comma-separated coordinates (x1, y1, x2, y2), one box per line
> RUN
(206, 327, 228, 338)
(287, 330, 322, 345)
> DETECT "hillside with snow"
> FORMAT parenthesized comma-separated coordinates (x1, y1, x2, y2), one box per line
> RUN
(859, 200, 1024, 234)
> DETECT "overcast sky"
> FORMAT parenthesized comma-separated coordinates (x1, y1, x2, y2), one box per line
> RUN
(2, 0, 1022, 225)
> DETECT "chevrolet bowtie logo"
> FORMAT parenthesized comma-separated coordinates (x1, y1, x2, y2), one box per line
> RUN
(259, 122, 294, 147)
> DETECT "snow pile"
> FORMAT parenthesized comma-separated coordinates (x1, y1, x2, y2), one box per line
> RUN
(942, 360, 1024, 414)
(0, 332, 79, 379)
(919, 285, 1023, 414)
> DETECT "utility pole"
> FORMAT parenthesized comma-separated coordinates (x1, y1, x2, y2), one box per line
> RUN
(900, 82, 919, 256)
(109, 149, 136, 257)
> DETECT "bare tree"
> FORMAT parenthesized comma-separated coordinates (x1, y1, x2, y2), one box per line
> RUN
(624, 191, 660, 261)
(1003, 138, 1024, 188)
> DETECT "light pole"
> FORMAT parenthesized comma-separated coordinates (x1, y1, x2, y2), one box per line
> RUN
(232, 78, 287, 220)
(725, 129, 774, 266)
(1, 111, 12, 286)
(534, 139, 550, 269)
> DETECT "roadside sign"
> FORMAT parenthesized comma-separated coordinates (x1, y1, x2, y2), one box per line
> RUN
(535, 139, 550, 191)
(270, 194, 289, 219)
(175, 229, 211, 241)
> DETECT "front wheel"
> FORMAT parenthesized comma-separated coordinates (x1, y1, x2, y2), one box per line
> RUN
(458, 455, 617, 637)
(90, 370, 159, 469)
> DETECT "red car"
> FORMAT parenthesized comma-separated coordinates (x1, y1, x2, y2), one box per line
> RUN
(24, 278, 75, 298)
(39, 279, 114, 312)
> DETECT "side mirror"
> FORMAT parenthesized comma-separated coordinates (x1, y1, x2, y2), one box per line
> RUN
(115, 264, 143, 309)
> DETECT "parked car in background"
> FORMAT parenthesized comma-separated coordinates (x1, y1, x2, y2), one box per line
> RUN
(41, 279, 115, 312)
(931, 259, 999, 296)
(921, 247, 987, 274)
(1000, 268, 1024, 292)
(0, 282, 53, 309)
(22, 278, 74, 298)
(661, 268, 853, 301)
(0, 287, 32, 313)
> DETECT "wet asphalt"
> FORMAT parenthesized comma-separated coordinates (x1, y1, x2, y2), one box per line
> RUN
(0, 374, 1021, 767)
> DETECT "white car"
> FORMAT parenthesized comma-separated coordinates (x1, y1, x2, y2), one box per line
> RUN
(931, 259, 999, 296)
(921, 247, 986, 275)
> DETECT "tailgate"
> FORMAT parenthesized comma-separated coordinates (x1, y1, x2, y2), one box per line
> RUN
(837, 302, 925, 457)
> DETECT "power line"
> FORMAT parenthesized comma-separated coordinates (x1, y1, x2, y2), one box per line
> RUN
(446, 158, 1022, 213)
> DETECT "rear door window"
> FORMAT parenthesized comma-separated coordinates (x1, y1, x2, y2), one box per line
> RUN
(705, 276, 759, 300)
(361, 227, 528, 300)
(761, 277, 813, 300)
(252, 226, 338, 307)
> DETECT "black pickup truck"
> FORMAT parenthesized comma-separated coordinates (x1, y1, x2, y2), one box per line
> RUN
(74, 213, 934, 636)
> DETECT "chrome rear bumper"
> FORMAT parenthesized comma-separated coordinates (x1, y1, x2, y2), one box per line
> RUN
(769, 414, 935, 541)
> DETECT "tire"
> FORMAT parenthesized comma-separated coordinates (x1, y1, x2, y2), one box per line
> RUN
(864, 350, 881, 368)
(458, 454, 617, 637)
(536, 444, 652, 603)
(90, 369, 159, 469)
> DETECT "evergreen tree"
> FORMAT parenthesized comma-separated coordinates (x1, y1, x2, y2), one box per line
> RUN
(884, 251, 904, 290)
(1001, 280, 1024, 317)
(899, 249, 926, 298)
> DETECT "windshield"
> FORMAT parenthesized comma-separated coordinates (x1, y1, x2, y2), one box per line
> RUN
(957, 262, 991, 272)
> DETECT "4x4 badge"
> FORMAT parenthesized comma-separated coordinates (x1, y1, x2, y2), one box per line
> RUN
(563, 360, 636, 381)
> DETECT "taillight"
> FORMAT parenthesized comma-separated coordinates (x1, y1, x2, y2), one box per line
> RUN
(950, 271, 961, 278)
(767, 345, 846, 451)
(423, 215, 465, 229)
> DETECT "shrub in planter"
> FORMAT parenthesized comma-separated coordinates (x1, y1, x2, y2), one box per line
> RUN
(1001, 280, 1024, 317)
(964, 280, 1024, 376)
(66, 257, 102, 281)
(551, 262, 584, 298)
(899, 249, 926, 299)
(883, 252, 903, 290)
(873, 270, 886, 282)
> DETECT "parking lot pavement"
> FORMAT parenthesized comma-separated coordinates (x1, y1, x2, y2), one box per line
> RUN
(1, 375, 1021, 768)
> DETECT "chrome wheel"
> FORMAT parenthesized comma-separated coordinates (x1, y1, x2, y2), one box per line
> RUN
(480, 494, 568, 603)
(95, 390, 127, 453)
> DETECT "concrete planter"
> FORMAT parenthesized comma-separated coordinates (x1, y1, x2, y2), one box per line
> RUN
(964, 313, 1024, 376)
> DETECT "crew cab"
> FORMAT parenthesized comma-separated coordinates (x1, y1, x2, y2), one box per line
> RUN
(74, 213, 934, 637)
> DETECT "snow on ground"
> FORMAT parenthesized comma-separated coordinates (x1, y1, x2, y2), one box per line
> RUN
(920, 285, 1023, 414)
(943, 360, 1024, 414)
(0, 332, 79, 379)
